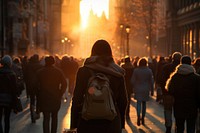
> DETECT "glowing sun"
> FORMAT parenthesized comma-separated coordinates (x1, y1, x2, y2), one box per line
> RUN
(80, 0, 109, 29)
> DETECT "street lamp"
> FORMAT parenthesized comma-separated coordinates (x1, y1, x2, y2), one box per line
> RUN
(61, 39, 65, 55)
(146, 35, 150, 56)
(120, 24, 124, 58)
(67, 39, 70, 54)
(125, 25, 130, 56)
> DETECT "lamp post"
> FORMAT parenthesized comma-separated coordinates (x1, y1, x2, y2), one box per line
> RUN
(120, 24, 124, 58)
(125, 25, 130, 56)
(61, 39, 65, 55)
(67, 39, 70, 54)
(146, 35, 149, 56)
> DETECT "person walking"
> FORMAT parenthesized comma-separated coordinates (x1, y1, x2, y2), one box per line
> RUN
(131, 57, 154, 126)
(70, 39, 128, 133)
(0, 55, 18, 133)
(166, 55, 200, 133)
(160, 52, 182, 133)
(25, 54, 43, 123)
(36, 56, 67, 133)
(120, 56, 134, 120)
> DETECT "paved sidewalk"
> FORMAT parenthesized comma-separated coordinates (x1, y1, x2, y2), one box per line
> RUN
(9, 91, 176, 133)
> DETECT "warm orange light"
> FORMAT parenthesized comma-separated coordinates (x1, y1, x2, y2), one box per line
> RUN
(80, 0, 109, 29)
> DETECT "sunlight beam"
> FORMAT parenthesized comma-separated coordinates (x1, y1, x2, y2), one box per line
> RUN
(80, 0, 109, 29)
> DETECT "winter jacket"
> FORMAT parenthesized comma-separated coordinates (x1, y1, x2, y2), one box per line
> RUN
(25, 60, 43, 95)
(70, 56, 127, 133)
(131, 66, 154, 101)
(160, 61, 179, 94)
(36, 65, 67, 112)
(166, 64, 200, 118)
(121, 62, 134, 95)
(0, 66, 17, 108)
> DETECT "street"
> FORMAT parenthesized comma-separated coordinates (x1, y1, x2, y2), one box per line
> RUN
(9, 90, 174, 133)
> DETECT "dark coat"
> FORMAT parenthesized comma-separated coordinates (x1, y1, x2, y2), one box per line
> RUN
(0, 66, 17, 108)
(37, 65, 67, 112)
(70, 56, 127, 133)
(25, 60, 43, 95)
(131, 66, 154, 101)
(166, 64, 200, 118)
(121, 61, 134, 95)
(160, 61, 180, 94)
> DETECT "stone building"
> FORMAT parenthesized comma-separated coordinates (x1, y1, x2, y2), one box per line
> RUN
(166, 0, 200, 58)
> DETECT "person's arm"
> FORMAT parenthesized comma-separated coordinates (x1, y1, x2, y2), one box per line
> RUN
(117, 76, 128, 129)
(197, 75, 200, 109)
(70, 67, 89, 129)
(59, 70, 67, 96)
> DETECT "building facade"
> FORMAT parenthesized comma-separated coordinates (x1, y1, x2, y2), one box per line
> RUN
(0, 0, 63, 57)
(166, 0, 200, 58)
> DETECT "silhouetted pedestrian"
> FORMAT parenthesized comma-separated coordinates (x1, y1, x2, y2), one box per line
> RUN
(120, 56, 134, 120)
(25, 54, 43, 123)
(166, 55, 200, 133)
(37, 55, 67, 133)
(160, 52, 182, 133)
(0, 55, 18, 133)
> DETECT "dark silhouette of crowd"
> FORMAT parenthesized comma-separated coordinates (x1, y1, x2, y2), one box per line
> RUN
(0, 48, 200, 133)
(0, 54, 80, 133)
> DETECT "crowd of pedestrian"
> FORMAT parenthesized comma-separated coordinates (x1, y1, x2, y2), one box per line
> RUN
(0, 39, 200, 133)
(0, 54, 80, 133)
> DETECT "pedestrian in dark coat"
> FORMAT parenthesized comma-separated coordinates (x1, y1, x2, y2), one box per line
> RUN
(70, 39, 128, 133)
(120, 56, 134, 120)
(166, 55, 200, 133)
(25, 54, 43, 123)
(0, 55, 18, 133)
(37, 56, 67, 133)
(160, 52, 182, 133)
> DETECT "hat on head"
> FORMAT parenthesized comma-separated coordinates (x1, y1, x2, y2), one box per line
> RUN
(1, 55, 12, 67)
(91, 39, 112, 56)
(45, 56, 55, 66)
(181, 55, 191, 65)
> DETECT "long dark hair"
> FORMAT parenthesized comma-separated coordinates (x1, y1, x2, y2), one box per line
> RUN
(91, 39, 113, 66)
(91, 39, 112, 57)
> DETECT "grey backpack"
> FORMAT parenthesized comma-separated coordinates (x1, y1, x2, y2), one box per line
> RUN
(81, 72, 117, 121)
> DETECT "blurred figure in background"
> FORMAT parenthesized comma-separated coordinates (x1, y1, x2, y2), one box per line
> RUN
(160, 52, 182, 133)
(12, 57, 25, 95)
(120, 56, 134, 120)
(0, 55, 18, 133)
(155, 56, 167, 103)
(25, 54, 43, 123)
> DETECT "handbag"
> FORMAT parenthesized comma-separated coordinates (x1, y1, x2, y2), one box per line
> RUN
(13, 97, 23, 113)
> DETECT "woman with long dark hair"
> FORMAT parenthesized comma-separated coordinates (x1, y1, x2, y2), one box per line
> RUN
(70, 39, 128, 133)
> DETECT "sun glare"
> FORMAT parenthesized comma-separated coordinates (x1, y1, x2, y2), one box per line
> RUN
(80, 0, 109, 29)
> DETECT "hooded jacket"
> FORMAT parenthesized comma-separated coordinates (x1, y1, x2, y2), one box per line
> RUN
(166, 64, 200, 118)
(70, 56, 127, 133)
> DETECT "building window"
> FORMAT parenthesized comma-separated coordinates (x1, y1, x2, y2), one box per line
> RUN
(189, 29, 193, 57)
